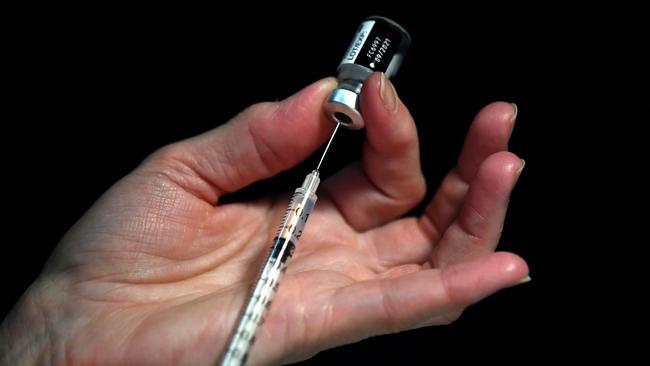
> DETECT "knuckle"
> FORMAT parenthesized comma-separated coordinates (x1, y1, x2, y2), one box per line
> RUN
(240, 101, 279, 120)
(411, 175, 427, 203)
(387, 126, 417, 153)
(141, 143, 200, 181)
(437, 310, 463, 325)
(140, 143, 198, 185)
(378, 279, 401, 333)
(147, 143, 187, 164)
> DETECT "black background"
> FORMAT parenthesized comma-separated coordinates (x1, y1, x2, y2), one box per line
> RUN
(3, 4, 619, 364)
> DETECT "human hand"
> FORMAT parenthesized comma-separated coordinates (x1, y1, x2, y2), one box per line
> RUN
(1, 73, 527, 365)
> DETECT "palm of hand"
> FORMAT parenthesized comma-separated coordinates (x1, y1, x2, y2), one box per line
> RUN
(50, 179, 413, 364)
(49, 180, 452, 365)
(26, 76, 527, 365)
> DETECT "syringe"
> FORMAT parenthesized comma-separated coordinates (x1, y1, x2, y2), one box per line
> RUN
(220, 15, 410, 365)
(219, 124, 339, 366)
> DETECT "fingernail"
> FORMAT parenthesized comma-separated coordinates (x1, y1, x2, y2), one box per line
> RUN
(517, 159, 526, 175)
(513, 159, 525, 184)
(510, 102, 518, 124)
(380, 73, 398, 113)
(517, 275, 531, 285)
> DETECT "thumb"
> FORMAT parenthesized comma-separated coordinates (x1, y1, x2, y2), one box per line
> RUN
(141, 77, 338, 203)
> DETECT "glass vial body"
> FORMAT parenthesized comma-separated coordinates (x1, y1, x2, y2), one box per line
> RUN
(324, 16, 411, 129)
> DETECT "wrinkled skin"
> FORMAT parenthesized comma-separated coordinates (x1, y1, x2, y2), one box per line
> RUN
(1, 74, 527, 365)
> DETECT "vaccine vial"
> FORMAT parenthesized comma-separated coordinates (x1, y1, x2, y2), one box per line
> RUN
(324, 16, 411, 130)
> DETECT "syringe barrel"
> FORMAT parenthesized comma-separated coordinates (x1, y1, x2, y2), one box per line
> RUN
(220, 171, 319, 366)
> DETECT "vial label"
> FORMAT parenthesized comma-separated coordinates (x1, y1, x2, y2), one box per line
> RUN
(341, 20, 401, 73)
(341, 20, 375, 64)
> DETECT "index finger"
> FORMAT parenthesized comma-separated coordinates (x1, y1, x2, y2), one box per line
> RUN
(322, 72, 426, 231)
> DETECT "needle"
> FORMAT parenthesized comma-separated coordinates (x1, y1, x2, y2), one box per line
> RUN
(316, 123, 340, 170)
